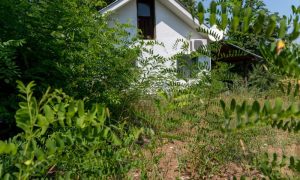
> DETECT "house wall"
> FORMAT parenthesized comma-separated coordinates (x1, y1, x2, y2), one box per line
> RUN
(107, 0, 138, 37)
(154, 0, 203, 57)
(107, 0, 206, 56)
(106, 0, 210, 83)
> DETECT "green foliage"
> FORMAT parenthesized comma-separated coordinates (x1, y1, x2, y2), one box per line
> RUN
(187, 125, 245, 178)
(279, 17, 287, 39)
(0, 81, 143, 179)
(266, 15, 277, 38)
(0, 40, 24, 123)
(0, 0, 141, 124)
(216, 37, 300, 180)
(197, 2, 205, 24)
(231, 5, 241, 32)
(193, 2, 300, 178)
(289, 17, 300, 41)
(0, 40, 23, 85)
(248, 64, 280, 92)
(253, 10, 266, 35)
(220, 97, 300, 132)
(254, 152, 300, 179)
(221, 3, 228, 30)
(195, 0, 299, 57)
(260, 43, 300, 78)
(242, 7, 252, 33)
(209, 1, 217, 26)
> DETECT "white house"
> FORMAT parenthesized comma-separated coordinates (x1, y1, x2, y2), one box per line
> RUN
(100, 0, 212, 83)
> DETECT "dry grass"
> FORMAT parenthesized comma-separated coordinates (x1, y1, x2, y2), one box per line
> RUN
(129, 83, 300, 179)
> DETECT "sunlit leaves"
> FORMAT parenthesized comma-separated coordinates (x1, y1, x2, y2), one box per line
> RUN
(220, 3, 227, 30)
(0, 81, 143, 179)
(289, 17, 300, 41)
(266, 15, 277, 38)
(231, 4, 240, 32)
(242, 7, 252, 33)
(220, 98, 300, 132)
(0, 141, 17, 155)
(209, 1, 217, 26)
(279, 17, 287, 39)
(197, 2, 205, 24)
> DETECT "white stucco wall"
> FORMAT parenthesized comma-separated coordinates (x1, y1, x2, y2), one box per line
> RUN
(107, 0, 207, 55)
(107, 0, 138, 37)
(105, 0, 210, 87)
(154, 0, 203, 57)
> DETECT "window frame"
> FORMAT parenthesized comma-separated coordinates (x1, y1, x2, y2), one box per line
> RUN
(136, 0, 156, 40)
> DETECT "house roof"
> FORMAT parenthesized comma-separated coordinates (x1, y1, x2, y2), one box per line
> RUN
(100, 0, 209, 37)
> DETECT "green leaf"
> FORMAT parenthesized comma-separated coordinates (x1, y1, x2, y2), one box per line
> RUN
(254, 10, 266, 34)
(290, 156, 295, 167)
(97, 104, 107, 126)
(3, 173, 10, 180)
(0, 141, 17, 155)
(103, 127, 110, 139)
(76, 116, 85, 128)
(232, 5, 240, 32)
(266, 15, 277, 38)
(289, 18, 300, 41)
(220, 100, 226, 112)
(221, 3, 227, 30)
(209, 1, 217, 26)
(46, 139, 57, 154)
(287, 82, 292, 95)
(230, 99, 236, 112)
(294, 83, 299, 97)
(66, 101, 76, 126)
(78, 100, 85, 117)
(242, 7, 252, 32)
(44, 105, 54, 123)
(197, 2, 205, 24)
(55, 137, 65, 151)
(240, 101, 247, 114)
(274, 98, 283, 112)
(252, 101, 260, 114)
(277, 120, 283, 129)
(110, 131, 122, 146)
(37, 114, 49, 135)
(57, 103, 66, 127)
(0, 164, 2, 177)
(279, 17, 287, 38)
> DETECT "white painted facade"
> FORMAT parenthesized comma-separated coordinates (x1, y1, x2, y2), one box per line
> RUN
(101, 0, 211, 86)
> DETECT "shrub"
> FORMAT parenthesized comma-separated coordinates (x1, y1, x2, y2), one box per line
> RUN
(0, 0, 141, 124)
(0, 81, 143, 179)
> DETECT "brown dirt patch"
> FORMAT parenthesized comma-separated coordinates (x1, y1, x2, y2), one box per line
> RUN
(130, 139, 190, 180)
(211, 163, 264, 180)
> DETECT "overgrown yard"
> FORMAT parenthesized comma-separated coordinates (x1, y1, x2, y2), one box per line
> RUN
(1, 0, 300, 179)
(131, 88, 300, 179)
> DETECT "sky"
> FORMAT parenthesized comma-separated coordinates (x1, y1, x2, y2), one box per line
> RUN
(263, 0, 298, 17)
(199, 0, 299, 16)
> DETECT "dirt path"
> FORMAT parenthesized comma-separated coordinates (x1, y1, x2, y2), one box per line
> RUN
(156, 140, 190, 180)
(130, 124, 299, 179)
(131, 139, 190, 180)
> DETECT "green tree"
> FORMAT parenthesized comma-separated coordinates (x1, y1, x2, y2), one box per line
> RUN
(0, 0, 141, 124)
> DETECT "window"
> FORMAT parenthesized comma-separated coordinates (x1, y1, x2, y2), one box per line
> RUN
(137, 0, 155, 39)
(177, 56, 199, 78)
(177, 55, 210, 78)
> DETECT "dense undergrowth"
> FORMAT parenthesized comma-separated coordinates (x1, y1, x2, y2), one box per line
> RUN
(132, 75, 300, 179)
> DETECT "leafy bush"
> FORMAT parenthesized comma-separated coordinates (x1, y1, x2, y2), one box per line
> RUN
(0, 40, 24, 124)
(0, 81, 143, 179)
(248, 64, 280, 92)
(0, 0, 141, 124)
